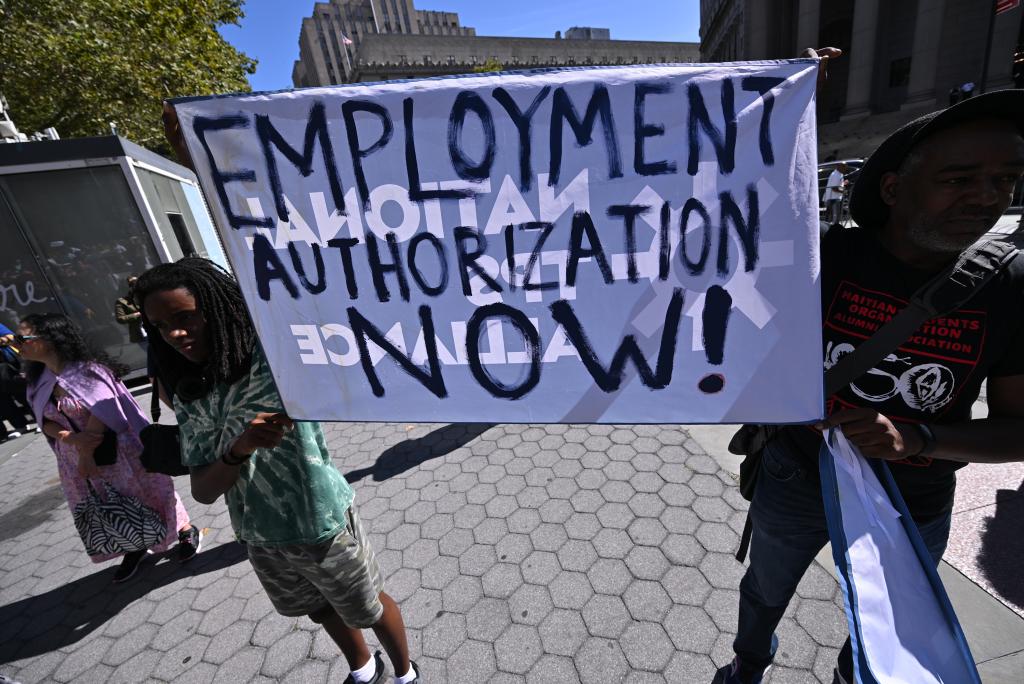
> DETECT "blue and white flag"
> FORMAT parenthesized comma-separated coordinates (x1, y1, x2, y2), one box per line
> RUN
(820, 428, 980, 684)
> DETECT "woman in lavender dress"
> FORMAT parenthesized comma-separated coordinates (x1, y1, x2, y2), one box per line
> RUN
(17, 313, 201, 582)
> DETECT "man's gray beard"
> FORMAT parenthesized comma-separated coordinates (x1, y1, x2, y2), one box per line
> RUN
(904, 217, 984, 256)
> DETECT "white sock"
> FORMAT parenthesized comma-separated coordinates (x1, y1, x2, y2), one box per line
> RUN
(350, 655, 377, 683)
(395, 664, 417, 684)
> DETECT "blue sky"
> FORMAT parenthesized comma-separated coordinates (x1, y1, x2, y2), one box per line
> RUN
(219, 0, 701, 92)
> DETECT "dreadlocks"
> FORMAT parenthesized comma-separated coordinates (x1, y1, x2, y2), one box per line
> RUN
(134, 258, 256, 392)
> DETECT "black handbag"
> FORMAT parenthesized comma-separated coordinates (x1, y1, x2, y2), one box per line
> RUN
(58, 405, 118, 466)
(139, 381, 189, 477)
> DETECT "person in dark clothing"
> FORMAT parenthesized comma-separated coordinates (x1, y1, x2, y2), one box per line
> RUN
(714, 55, 1024, 684)
(114, 276, 145, 344)
(0, 322, 32, 440)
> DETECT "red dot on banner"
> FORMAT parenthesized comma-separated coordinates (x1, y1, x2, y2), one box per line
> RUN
(698, 373, 725, 394)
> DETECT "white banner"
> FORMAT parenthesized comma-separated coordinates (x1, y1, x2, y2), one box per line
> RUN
(172, 60, 824, 423)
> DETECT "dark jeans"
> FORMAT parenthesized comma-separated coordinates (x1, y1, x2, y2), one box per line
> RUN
(734, 440, 952, 677)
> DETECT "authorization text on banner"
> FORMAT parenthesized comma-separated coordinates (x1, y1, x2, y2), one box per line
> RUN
(171, 60, 824, 423)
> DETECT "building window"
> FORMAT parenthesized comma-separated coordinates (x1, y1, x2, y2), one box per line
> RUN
(888, 57, 912, 87)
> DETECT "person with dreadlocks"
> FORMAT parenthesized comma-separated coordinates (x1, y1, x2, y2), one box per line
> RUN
(135, 258, 418, 684)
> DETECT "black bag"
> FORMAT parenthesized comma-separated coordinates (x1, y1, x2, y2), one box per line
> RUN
(92, 431, 118, 466)
(58, 405, 118, 466)
(728, 425, 777, 501)
(139, 380, 189, 477)
(729, 234, 1020, 562)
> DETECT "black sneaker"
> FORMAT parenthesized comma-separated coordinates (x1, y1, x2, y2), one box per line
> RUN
(113, 550, 146, 583)
(407, 660, 421, 683)
(713, 658, 772, 684)
(712, 636, 777, 684)
(832, 669, 851, 684)
(176, 526, 203, 563)
(343, 651, 386, 684)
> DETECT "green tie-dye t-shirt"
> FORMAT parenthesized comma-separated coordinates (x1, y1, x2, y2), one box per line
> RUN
(174, 350, 354, 546)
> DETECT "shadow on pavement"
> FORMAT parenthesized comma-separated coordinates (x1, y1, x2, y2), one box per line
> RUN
(345, 423, 493, 483)
(0, 484, 65, 544)
(977, 480, 1024, 612)
(0, 540, 247, 664)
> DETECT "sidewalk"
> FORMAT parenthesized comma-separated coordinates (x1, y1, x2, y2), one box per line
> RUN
(0, 391, 1020, 682)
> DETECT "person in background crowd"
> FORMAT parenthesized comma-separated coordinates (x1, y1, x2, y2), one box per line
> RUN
(822, 162, 849, 227)
(17, 313, 202, 582)
(115, 274, 161, 387)
(0, 322, 33, 441)
(114, 276, 145, 347)
(136, 258, 420, 684)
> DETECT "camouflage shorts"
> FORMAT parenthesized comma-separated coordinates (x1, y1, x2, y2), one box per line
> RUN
(247, 505, 385, 628)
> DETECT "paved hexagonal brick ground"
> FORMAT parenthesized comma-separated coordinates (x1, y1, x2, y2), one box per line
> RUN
(0, 412, 849, 682)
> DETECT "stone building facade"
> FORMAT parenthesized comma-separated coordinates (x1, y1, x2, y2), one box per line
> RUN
(700, 0, 1024, 157)
(293, 0, 475, 87)
(293, 0, 699, 87)
(349, 33, 700, 83)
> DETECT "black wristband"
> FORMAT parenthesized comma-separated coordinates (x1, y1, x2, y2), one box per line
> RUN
(907, 423, 937, 457)
(220, 450, 251, 467)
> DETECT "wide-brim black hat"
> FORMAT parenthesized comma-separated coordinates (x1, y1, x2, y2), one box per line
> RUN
(849, 89, 1024, 228)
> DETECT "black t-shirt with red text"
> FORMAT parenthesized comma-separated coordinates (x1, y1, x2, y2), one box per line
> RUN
(779, 226, 1024, 520)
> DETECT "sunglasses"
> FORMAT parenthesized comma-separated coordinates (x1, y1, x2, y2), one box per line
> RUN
(14, 334, 40, 343)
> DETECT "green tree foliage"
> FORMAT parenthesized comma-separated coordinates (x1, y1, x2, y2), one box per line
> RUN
(0, 0, 256, 152)
(472, 58, 504, 74)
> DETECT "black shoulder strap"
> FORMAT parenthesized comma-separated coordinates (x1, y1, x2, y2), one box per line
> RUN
(823, 236, 1018, 397)
(150, 378, 161, 423)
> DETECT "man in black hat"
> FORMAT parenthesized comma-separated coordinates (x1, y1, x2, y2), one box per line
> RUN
(715, 51, 1024, 684)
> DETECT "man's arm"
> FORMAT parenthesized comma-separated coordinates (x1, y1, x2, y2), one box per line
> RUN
(927, 374, 1024, 464)
(816, 374, 1024, 463)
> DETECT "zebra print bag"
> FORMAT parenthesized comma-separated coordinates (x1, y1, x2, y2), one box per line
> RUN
(72, 480, 167, 557)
